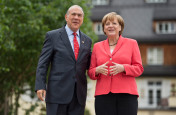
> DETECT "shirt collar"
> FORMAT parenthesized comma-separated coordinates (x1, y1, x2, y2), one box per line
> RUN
(65, 24, 80, 37)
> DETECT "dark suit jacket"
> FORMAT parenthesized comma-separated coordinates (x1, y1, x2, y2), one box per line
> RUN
(35, 26, 92, 105)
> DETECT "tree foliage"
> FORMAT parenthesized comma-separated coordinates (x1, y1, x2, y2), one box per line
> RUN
(0, 0, 97, 114)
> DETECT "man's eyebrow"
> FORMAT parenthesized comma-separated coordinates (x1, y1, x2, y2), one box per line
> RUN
(71, 12, 83, 14)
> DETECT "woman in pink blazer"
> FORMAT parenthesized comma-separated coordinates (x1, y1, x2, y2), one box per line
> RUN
(88, 12, 144, 115)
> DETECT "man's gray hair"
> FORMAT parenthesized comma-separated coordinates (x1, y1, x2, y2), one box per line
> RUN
(66, 5, 84, 16)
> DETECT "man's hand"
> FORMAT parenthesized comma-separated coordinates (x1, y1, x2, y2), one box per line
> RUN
(37, 89, 46, 101)
(96, 61, 109, 76)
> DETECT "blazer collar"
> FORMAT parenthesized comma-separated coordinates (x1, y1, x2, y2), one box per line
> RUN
(104, 35, 124, 57)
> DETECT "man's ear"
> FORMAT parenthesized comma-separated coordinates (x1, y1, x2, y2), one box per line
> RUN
(65, 14, 68, 22)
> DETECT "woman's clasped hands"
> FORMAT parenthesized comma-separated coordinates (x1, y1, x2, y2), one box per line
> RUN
(95, 61, 125, 76)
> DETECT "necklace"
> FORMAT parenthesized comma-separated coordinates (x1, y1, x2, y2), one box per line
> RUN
(109, 42, 117, 46)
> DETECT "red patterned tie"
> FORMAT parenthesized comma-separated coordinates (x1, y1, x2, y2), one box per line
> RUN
(73, 32, 79, 60)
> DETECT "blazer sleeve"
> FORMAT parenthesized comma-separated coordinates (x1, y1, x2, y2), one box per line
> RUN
(122, 40, 144, 77)
(35, 32, 53, 91)
(88, 44, 100, 80)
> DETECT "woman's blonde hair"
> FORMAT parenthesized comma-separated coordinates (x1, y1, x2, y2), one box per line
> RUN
(102, 12, 124, 35)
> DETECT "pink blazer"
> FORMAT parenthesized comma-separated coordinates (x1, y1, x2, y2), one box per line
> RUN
(88, 36, 144, 96)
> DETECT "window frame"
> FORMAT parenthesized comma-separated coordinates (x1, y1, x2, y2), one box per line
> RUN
(147, 81, 162, 107)
(156, 21, 176, 34)
(147, 47, 164, 65)
(94, 22, 104, 35)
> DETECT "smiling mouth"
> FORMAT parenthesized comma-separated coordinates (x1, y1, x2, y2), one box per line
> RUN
(108, 30, 115, 32)
(73, 21, 79, 24)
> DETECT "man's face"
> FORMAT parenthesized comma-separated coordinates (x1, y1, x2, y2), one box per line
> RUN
(65, 7, 84, 32)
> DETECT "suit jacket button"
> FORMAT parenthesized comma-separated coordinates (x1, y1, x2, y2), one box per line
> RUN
(109, 74, 112, 76)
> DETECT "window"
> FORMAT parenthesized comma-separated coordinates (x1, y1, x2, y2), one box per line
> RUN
(92, 0, 109, 5)
(145, 0, 167, 3)
(156, 22, 176, 34)
(149, 90, 153, 104)
(94, 22, 104, 35)
(148, 81, 162, 107)
(138, 79, 170, 109)
(171, 83, 176, 96)
(147, 47, 164, 65)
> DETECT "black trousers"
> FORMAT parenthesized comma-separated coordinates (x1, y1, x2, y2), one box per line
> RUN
(46, 85, 85, 115)
(95, 93, 138, 115)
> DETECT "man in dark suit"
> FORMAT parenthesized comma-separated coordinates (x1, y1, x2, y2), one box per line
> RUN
(35, 5, 92, 115)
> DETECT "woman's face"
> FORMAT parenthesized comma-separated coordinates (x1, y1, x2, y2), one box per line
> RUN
(104, 19, 121, 38)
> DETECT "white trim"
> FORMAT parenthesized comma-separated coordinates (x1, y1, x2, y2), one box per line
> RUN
(145, 0, 167, 3)
(92, 0, 109, 5)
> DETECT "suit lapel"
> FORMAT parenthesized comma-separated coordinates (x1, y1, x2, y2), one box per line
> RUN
(77, 31, 85, 61)
(60, 27, 75, 61)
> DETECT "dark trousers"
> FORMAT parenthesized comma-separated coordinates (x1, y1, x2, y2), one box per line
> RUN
(95, 93, 138, 115)
(46, 86, 85, 115)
